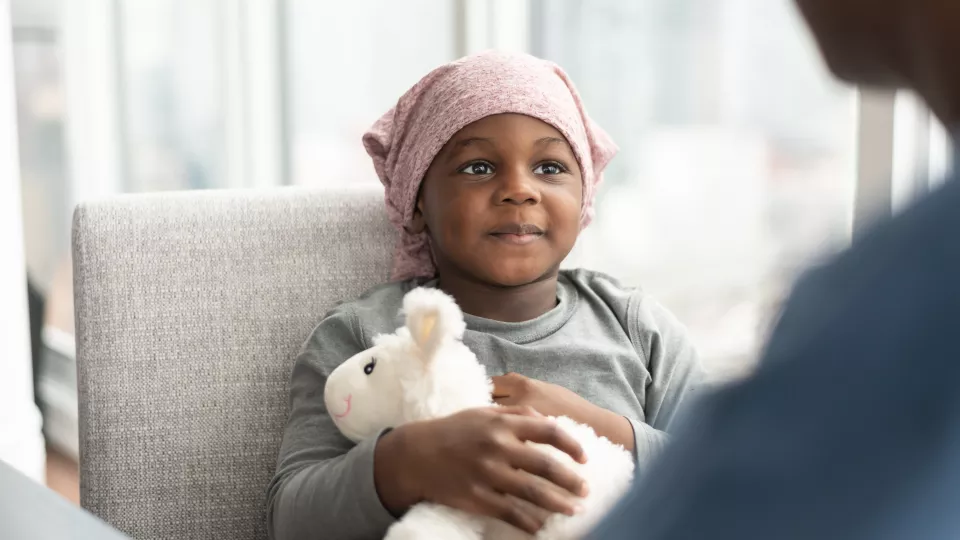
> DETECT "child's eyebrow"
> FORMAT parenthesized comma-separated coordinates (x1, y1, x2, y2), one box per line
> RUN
(452, 137, 494, 149)
(443, 135, 571, 163)
(535, 136, 569, 148)
(444, 137, 494, 162)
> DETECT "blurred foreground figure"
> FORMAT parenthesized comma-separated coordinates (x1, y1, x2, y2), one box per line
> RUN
(591, 0, 960, 538)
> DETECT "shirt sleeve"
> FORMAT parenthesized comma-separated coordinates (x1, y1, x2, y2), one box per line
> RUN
(626, 292, 707, 465)
(265, 308, 397, 540)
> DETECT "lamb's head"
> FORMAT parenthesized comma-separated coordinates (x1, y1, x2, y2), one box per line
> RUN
(324, 288, 492, 443)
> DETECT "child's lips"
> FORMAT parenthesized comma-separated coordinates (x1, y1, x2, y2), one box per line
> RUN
(490, 232, 543, 245)
(489, 223, 545, 245)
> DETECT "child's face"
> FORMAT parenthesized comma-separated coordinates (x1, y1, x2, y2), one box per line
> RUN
(416, 113, 583, 287)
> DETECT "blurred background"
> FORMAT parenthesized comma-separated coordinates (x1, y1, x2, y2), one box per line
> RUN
(1, 0, 952, 503)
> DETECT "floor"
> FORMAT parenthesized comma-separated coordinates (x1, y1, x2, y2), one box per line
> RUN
(45, 445, 80, 505)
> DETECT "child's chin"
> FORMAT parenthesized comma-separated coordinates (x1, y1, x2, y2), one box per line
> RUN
(484, 265, 557, 288)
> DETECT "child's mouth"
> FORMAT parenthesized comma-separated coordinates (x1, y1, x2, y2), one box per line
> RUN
(490, 232, 544, 245)
(489, 223, 545, 245)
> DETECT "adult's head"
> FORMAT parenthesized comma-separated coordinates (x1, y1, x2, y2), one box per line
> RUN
(796, 0, 960, 124)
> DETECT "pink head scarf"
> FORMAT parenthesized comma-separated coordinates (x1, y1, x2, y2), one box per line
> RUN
(363, 50, 618, 282)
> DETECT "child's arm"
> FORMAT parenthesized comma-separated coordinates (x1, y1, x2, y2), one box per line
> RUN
(626, 293, 706, 463)
(373, 406, 589, 535)
(265, 308, 590, 539)
(492, 284, 705, 466)
(265, 310, 397, 540)
(493, 373, 639, 451)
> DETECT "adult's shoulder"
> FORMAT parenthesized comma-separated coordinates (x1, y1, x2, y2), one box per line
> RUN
(765, 178, 960, 363)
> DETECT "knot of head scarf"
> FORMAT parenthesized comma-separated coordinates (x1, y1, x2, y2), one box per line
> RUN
(363, 50, 618, 282)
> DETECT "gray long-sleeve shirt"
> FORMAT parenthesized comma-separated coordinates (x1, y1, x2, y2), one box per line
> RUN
(266, 269, 704, 540)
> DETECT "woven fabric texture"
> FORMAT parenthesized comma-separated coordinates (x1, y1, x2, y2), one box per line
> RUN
(72, 187, 395, 540)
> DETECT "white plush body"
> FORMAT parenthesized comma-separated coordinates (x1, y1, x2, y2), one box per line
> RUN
(324, 288, 635, 540)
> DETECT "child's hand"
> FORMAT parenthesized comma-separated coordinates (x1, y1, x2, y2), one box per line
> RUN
(493, 373, 636, 451)
(374, 406, 588, 534)
(493, 372, 595, 419)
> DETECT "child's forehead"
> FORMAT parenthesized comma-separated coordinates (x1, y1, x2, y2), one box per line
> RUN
(443, 113, 573, 150)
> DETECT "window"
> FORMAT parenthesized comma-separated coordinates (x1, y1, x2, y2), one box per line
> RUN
(119, 0, 226, 192)
(285, 0, 456, 187)
(14, 0, 941, 381)
(13, 24, 69, 292)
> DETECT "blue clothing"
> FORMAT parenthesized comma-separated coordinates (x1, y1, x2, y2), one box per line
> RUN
(589, 170, 960, 539)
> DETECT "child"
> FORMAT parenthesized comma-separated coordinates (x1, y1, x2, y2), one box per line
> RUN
(266, 50, 704, 540)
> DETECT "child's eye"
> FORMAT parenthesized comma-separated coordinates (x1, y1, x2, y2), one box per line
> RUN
(459, 161, 495, 175)
(534, 162, 567, 175)
(363, 358, 376, 375)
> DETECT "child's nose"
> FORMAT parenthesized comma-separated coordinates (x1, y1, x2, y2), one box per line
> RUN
(496, 167, 541, 205)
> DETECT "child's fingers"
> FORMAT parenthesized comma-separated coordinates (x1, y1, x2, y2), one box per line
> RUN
(487, 464, 580, 516)
(495, 405, 543, 417)
(491, 374, 515, 398)
(491, 372, 531, 398)
(511, 416, 587, 465)
(502, 494, 553, 526)
(508, 442, 589, 498)
(470, 486, 546, 535)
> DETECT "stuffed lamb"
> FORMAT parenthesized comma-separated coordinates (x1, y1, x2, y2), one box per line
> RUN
(324, 288, 635, 540)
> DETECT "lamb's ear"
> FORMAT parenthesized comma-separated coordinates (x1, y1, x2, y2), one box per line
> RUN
(409, 310, 439, 356)
(403, 288, 466, 364)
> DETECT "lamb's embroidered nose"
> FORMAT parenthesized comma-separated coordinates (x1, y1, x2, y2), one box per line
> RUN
(334, 395, 352, 419)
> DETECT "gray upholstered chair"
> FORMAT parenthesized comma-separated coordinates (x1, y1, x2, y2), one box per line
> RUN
(72, 187, 395, 540)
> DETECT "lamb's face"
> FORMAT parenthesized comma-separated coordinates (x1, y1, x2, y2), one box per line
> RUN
(325, 287, 471, 442)
(324, 335, 409, 443)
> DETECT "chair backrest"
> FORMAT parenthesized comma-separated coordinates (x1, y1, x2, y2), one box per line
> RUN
(72, 187, 395, 540)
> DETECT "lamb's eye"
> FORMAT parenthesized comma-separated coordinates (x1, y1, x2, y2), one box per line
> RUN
(363, 358, 376, 375)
